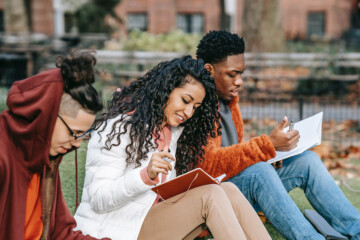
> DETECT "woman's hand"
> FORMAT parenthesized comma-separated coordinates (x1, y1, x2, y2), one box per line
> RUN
(147, 148, 174, 180)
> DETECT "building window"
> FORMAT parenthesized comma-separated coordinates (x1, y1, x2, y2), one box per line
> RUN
(0, 10, 4, 32)
(307, 12, 325, 38)
(177, 14, 204, 34)
(127, 13, 147, 32)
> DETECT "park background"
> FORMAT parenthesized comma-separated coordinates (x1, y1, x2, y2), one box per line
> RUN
(0, 0, 360, 239)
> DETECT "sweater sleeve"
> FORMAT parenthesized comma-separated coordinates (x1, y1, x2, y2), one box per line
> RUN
(198, 134, 276, 181)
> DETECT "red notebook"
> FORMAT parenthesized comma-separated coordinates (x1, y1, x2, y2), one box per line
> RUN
(151, 168, 226, 200)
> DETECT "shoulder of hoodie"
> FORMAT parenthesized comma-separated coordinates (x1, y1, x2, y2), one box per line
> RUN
(8, 68, 63, 96)
(0, 139, 11, 175)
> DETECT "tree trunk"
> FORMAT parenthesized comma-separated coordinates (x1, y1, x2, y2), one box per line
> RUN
(220, 0, 230, 31)
(242, 0, 284, 52)
(4, 0, 30, 35)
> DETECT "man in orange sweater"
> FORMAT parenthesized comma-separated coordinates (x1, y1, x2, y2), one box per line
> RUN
(197, 30, 360, 240)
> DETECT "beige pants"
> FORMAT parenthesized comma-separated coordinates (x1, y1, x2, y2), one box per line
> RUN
(138, 182, 271, 240)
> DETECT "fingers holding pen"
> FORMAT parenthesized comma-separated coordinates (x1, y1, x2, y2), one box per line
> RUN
(275, 130, 300, 151)
(151, 161, 171, 174)
(147, 150, 174, 180)
(158, 150, 175, 162)
(287, 129, 300, 143)
(269, 117, 301, 151)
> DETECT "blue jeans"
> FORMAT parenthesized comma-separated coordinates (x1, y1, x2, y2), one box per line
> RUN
(229, 151, 360, 240)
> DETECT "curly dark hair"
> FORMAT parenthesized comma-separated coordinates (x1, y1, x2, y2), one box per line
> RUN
(196, 30, 245, 64)
(56, 50, 103, 114)
(95, 55, 221, 175)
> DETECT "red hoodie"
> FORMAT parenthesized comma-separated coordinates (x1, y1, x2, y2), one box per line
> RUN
(0, 69, 105, 239)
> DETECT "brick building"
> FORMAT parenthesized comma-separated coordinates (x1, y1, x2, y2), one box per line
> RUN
(0, 0, 357, 40)
(116, 0, 356, 40)
(281, 0, 355, 39)
(113, 0, 243, 36)
(0, 0, 54, 35)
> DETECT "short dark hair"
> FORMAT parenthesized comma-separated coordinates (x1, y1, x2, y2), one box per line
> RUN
(196, 30, 245, 64)
(56, 50, 103, 114)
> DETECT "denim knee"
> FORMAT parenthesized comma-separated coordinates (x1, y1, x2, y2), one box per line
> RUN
(245, 161, 278, 178)
(289, 150, 325, 173)
(237, 161, 281, 187)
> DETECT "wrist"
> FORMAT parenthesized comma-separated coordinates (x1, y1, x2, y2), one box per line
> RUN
(147, 168, 157, 180)
(141, 168, 159, 185)
(267, 135, 275, 146)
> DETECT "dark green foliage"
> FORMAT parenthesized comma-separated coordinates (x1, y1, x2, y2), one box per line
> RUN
(0, 87, 8, 113)
(75, 0, 122, 33)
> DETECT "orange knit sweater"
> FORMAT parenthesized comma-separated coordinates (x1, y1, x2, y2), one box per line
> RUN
(198, 96, 276, 180)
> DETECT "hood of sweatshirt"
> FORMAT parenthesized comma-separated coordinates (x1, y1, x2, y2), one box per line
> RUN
(0, 68, 64, 172)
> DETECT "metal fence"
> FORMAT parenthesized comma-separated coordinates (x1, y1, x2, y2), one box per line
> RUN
(238, 78, 360, 148)
(94, 50, 360, 148)
(2, 50, 358, 148)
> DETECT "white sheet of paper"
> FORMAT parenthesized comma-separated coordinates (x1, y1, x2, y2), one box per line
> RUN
(267, 112, 323, 164)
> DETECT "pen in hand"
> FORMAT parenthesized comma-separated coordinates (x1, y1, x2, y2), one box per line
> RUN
(162, 148, 173, 163)
(148, 145, 174, 178)
(288, 120, 294, 132)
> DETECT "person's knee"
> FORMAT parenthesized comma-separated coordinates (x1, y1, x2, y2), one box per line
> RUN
(220, 182, 242, 196)
(220, 182, 249, 204)
(234, 162, 280, 187)
(200, 184, 228, 202)
(247, 161, 277, 178)
(296, 151, 324, 170)
(229, 162, 280, 201)
(198, 184, 225, 195)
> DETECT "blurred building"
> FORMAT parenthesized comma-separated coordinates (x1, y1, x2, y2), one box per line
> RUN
(115, 0, 358, 40)
(0, 0, 54, 35)
(281, 0, 356, 40)
(0, 0, 358, 40)
(113, 0, 242, 35)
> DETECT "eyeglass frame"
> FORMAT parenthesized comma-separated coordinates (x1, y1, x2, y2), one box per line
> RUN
(57, 113, 94, 140)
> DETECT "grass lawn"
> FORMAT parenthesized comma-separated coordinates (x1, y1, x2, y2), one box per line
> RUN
(60, 143, 360, 239)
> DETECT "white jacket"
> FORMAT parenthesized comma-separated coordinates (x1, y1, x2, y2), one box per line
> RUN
(74, 115, 184, 240)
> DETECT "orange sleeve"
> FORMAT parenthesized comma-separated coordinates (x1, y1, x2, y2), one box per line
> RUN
(24, 174, 43, 240)
(198, 134, 276, 181)
(198, 96, 276, 180)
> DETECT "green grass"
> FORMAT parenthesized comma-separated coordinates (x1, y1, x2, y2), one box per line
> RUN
(0, 87, 9, 113)
(59, 142, 89, 214)
(60, 145, 360, 239)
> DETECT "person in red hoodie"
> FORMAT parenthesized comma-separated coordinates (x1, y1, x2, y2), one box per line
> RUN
(0, 50, 108, 239)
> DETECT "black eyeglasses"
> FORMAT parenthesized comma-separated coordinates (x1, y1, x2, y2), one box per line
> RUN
(57, 114, 93, 140)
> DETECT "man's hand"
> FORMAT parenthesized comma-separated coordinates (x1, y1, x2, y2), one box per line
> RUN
(268, 116, 300, 152)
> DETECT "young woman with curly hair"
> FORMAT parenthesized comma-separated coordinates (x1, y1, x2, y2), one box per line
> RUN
(74, 56, 271, 240)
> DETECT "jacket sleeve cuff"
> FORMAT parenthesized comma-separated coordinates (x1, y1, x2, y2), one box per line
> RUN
(140, 168, 160, 186)
(259, 134, 276, 160)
